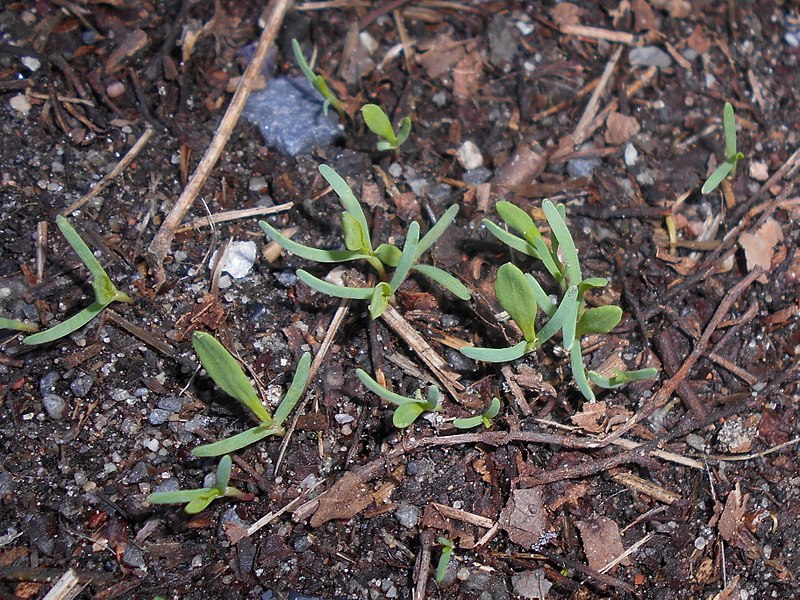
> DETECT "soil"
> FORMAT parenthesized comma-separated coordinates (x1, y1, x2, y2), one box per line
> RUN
(1, 1, 799, 599)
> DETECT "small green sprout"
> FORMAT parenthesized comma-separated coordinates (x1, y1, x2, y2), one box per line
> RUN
(453, 397, 501, 429)
(24, 216, 133, 345)
(701, 102, 744, 194)
(463, 200, 657, 401)
(588, 367, 659, 389)
(355, 369, 442, 428)
(435, 537, 455, 584)
(292, 38, 343, 118)
(361, 104, 412, 153)
(191, 332, 310, 457)
(146, 455, 251, 514)
(0, 317, 38, 333)
(259, 165, 471, 319)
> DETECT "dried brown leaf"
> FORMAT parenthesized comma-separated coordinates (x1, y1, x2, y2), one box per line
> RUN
(631, 0, 660, 32)
(500, 487, 549, 548)
(739, 217, 783, 276)
(571, 401, 609, 433)
(310, 472, 395, 527)
(576, 516, 630, 572)
(551, 3, 584, 27)
(417, 36, 467, 80)
(605, 111, 641, 145)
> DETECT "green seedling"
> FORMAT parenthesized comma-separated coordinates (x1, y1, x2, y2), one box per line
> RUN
(259, 165, 471, 319)
(356, 369, 442, 428)
(191, 332, 310, 457)
(701, 102, 744, 194)
(24, 216, 133, 345)
(435, 537, 455, 584)
(292, 38, 343, 118)
(146, 455, 251, 514)
(464, 200, 657, 400)
(588, 367, 659, 389)
(0, 317, 38, 333)
(361, 104, 412, 153)
(453, 397, 501, 429)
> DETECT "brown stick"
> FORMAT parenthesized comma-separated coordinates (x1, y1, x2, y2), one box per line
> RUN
(146, 0, 293, 288)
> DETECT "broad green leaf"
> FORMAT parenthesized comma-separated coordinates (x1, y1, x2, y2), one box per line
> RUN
(411, 265, 472, 300)
(484, 397, 501, 420)
(396, 117, 412, 146)
(576, 305, 622, 336)
(393, 402, 425, 428)
(185, 489, 220, 514)
(495, 263, 538, 343)
(535, 286, 579, 346)
(356, 368, 416, 405)
(319, 165, 372, 251)
(416, 204, 459, 259)
(374, 243, 402, 267)
(376, 140, 395, 152)
(525, 274, 557, 317)
(0, 317, 38, 332)
(23, 302, 106, 345)
(460, 340, 528, 363)
(192, 424, 278, 457)
(588, 367, 659, 389)
(147, 489, 208, 505)
(701, 161, 734, 195)
(361, 104, 398, 146)
(342, 212, 368, 253)
(570, 340, 595, 401)
(369, 283, 391, 319)
(388, 221, 420, 293)
(453, 415, 482, 429)
(496, 201, 539, 242)
(273, 352, 311, 427)
(425, 384, 440, 410)
(723, 102, 736, 161)
(259, 221, 366, 263)
(192, 332, 271, 424)
(296, 269, 375, 299)
(542, 200, 581, 285)
(214, 455, 233, 492)
(577, 277, 608, 297)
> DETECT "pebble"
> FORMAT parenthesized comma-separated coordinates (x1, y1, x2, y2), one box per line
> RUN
(157, 396, 183, 412)
(215, 241, 257, 279)
(292, 534, 312, 552)
(41, 394, 67, 419)
(277, 269, 298, 287)
(629, 46, 672, 68)
(39, 372, 59, 396)
(0, 471, 13, 494)
(432, 92, 448, 107)
(122, 461, 148, 484)
(457, 141, 484, 170)
(394, 501, 421, 529)
(106, 81, 126, 98)
(488, 13, 519, 66)
(70, 373, 94, 397)
(446, 348, 478, 373)
(122, 545, 146, 569)
(749, 161, 769, 181)
(148, 409, 170, 425)
(462, 167, 491, 185)
(334, 413, 354, 425)
(388, 162, 403, 178)
(9, 95, 31, 115)
(184, 415, 211, 434)
(567, 143, 601, 178)
(21, 56, 41, 72)
(624, 143, 639, 167)
(249, 176, 268, 192)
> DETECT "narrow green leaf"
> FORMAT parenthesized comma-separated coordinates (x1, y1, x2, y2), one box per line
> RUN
(374, 243, 402, 267)
(723, 102, 736, 161)
(459, 340, 528, 363)
(23, 302, 107, 345)
(588, 367, 659, 389)
(147, 489, 208, 505)
(483, 220, 538, 257)
(273, 352, 311, 427)
(388, 221, 420, 293)
(192, 424, 277, 457)
(495, 263, 538, 343)
(361, 104, 398, 146)
(453, 415, 483, 429)
(436, 540, 454, 583)
(259, 221, 366, 263)
(560, 286, 580, 350)
(370, 283, 391, 319)
(701, 162, 734, 195)
(214, 455, 233, 492)
(292, 38, 317, 83)
(535, 286, 578, 346)
(524, 274, 557, 317)
(392, 402, 425, 428)
(425, 384, 440, 410)
(411, 265, 472, 300)
(296, 269, 375, 299)
(342, 213, 368, 253)
(192, 332, 271, 424)
(416, 204, 459, 259)
(396, 117, 412, 146)
(56, 216, 107, 291)
(319, 165, 372, 251)
(185, 490, 220, 514)
(496, 201, 539, 242)
(570, 340, 595, 401)
(484, 397, 501, 420)
(542, 200, 581, 285)
(0, 317, 38, 332)
(356, 368, 416, 405)
(576, 305, 623, 336)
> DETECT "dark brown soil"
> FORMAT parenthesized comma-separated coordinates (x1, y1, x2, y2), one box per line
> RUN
(1, 1, 799, 599)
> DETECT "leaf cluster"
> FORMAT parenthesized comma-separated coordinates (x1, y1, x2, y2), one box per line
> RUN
(453, 397, 501, 429)
(361, 104, 412, 153)
(259, 164, 471, 319)
(701, 102, 745, 194)
(355, 369, 442, 428)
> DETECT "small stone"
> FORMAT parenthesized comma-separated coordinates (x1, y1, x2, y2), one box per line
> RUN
(157, 396, 183, 412)
(249, 176, 268, 192)
(106, 81, 126, 98)
(749, 161, 769, 181)
(462, 167, 491, 185)
(624, 143, 639, 166)
(122, 545, 146, 569)
(40, 372, 59, 396)
(567, 143, 601, 178)
(488, 13, 519, 66)
(334, 413, 354, 425)
(123, 461, 148, 484)
(70, 373, 94, 397)
(42, 394, 66, 419)
(277, 270, 298, 287)
(446, 349, 479, 373)
(292, 534, 312, 552)
(395, 501, 420, 529)
(432, 92, 448, 107)
(0, 472, 14, 494)
(184, 415, 211, 434)
(215, 241, 257, 279)
(457, 141, 484, 170)
(148, 409, 170, 425)
(388, 162, 403, 178)
(10, 95, 31, 115)
(629, 46, 672, 68)
(21, 56, 41, 72)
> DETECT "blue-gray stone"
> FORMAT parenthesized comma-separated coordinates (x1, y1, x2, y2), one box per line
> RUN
(42, 394, 66, 419)
(148, 408, 170, 425)
(243, 77, 343, 157)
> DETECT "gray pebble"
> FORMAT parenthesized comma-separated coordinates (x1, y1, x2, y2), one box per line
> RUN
(122, 545, 146, 569)
(184, 415, 211, 434)
(157, 396, 183, 413)
(148, 409, 170, 425)
(39, 372, 59, 396)
(70, 373, 94, 397)
(567, 143, 601, 179)
(462, 167, 491, 185)
(41, 394, 66, 419)
(0, 471, 13, 494)
(629, 46, 672, 68)
(277, 270, 298, 287)
(292, 534, 313, 552)
(122, 461, 148, 484)
(395, 501, 421, 529)
(446, 349, 478, 373)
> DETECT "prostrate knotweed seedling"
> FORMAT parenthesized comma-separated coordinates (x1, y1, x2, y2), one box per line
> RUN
(462, 200, 656, 401)
(0, 317, 38, 333)
(259, 164, 471, 319)
(191, 332, 310, 456)
(453, 397, 501, 429)
(356, 369, 442, 428)
(146, 455, 251, 514)
(292, 38, 343, 118)
(24, 215, 133, 345)
(361, 104, 411, 153)
(435, 537, 455, 584)
(701, 102, 744, 194)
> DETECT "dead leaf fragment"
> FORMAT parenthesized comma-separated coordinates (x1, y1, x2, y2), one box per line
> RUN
(571, 401, 609, 433)
(631, 0, 659, 32)
(715, 483, 761, 558)
(738, 217, 783, 279)
(605, 111, 641, 144)
(310, 472, 395, 527)
(452, 53, 482, 101)
(512, 569, 553, 599)
(687, 26, 712, 55)
(105, 29, 149, 74)
(417, 36, 467, 79)
(650, 0, 691, 18)
(576, 516, 630, 572)
(551, 3, 584, 27)
(500, 487, 549, 549)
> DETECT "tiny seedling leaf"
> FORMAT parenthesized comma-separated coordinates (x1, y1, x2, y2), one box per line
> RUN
(496, 201, 540, 242)
(569, 339, 595, 402)
(723, 102, 737, 161)
(192, 331, 272, 424)
(542, 200, 581, 285)
(147, 489, 208, 505)
(369, 282, 391, 319)
(392, 402, 426, 428)
(296, 269, 376, 300)
(495, 263, 538, 343)
(0, 317, 38, 332)
(452, 415, 482, 429)
(396, 117, 412, 146)
(484, 397, 501, 420)
(524, 274, 557, 317)
(576, 305, 623, 336)
(319, 165, 372, 251)
(436, 538, 455, 583)
(24, 303, 105, 345)
(483, 219, 538, 257)
(356, 368, 416, 405)
(192, 424, 278, 457)
(701, 161, 734, 195)
(341, 212, 368, 253)
(536, 286, 579, 346)
(272, 352, 311, 427)
(184, 490, 220, 514)
(374, 243, 402, 267)
(259, 221, 367, 263)
(460, 340, 528, 363)
(588, 367, 659, 389)
(388, 221, 420, 293)
(361, 104, 398, 147)
(411, 265, 472, 300)
(214, 455, 233, 492)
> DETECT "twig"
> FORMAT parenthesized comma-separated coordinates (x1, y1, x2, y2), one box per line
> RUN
(412, 529, 434, 600)
(42, 568, 83, 600)
(560, 25, 635, 45)
(146, 0, 293, 288)
(62, 126, 154, 215)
